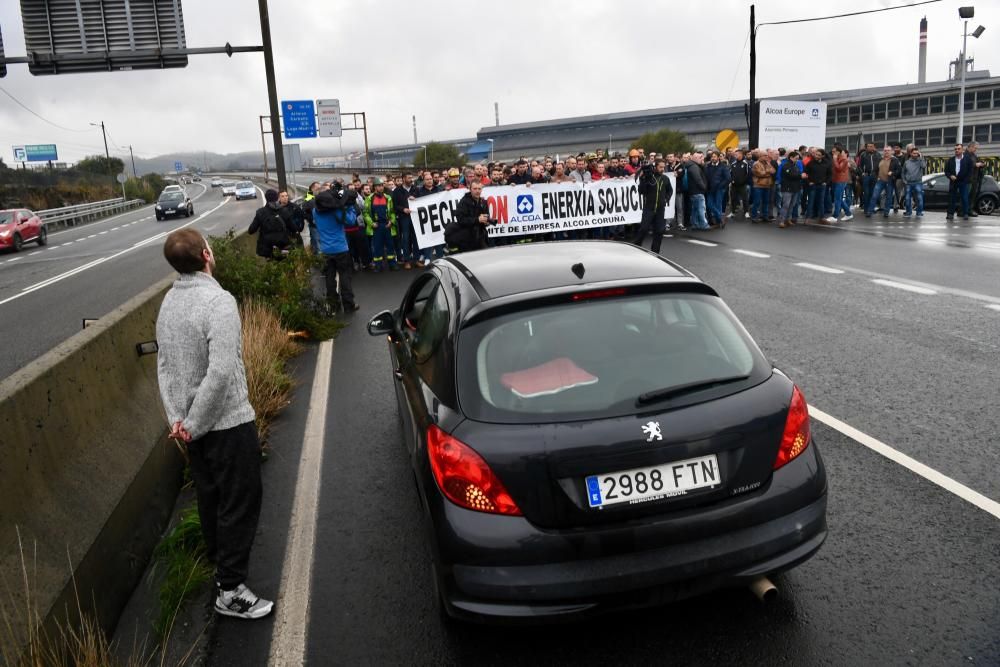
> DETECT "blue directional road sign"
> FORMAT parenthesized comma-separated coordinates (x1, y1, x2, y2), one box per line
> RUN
(174, 161, 183, 172)
(282, 100, 317, 139)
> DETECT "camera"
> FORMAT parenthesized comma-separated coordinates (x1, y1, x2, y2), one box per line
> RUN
(637, 161, 656, 181)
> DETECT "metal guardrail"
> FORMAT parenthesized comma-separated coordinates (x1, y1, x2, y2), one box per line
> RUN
(36, 197, 146, 228)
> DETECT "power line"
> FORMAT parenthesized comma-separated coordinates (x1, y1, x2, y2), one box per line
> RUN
(0, 85, 93, 133)
(758, 0, 943, 30)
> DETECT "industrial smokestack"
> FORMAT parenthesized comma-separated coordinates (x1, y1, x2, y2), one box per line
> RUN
(918, 17, 927, 84)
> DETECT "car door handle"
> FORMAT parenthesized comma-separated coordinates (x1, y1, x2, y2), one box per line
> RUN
(393, 369, 403, 381)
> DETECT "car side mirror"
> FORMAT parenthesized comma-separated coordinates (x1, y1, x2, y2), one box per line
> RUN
(367, 310, 396, 337)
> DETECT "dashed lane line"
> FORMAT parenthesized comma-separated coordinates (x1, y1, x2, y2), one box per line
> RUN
(986, 304, 1000, 312)
(268, 339, 333, 666)
(733, 249, 771, 258)
(810, 405, 1000, 520)
(870, 279, 938, 295)
(794, 262, 845, 274)
(686, 239, 718, 247)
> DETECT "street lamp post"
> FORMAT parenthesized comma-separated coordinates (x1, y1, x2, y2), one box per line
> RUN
(957, 6, 986, 146)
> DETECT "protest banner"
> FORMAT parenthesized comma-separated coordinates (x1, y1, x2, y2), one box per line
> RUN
(409, 176, 676, 249)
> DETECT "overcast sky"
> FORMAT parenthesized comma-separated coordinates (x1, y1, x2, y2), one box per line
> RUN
(2, 0, 998, 163)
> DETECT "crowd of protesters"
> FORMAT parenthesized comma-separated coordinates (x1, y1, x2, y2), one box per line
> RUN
(249, 141, 988, 312)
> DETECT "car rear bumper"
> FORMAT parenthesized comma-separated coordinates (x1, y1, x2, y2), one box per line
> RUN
(434, 444, 827, 623)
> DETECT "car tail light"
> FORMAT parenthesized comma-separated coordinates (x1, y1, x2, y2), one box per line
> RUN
(773, 385, 811, 470)
(571, 287, 627, 301)
(427, 425, 522, 516)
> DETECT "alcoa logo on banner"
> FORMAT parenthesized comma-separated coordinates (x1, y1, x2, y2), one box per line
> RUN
(811, 108, 820, 118)
(511, 194, 541, 223)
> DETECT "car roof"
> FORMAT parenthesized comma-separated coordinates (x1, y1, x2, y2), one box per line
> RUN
(442, 241, 695, 301)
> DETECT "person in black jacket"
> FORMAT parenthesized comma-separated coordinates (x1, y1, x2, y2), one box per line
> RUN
(631, 159, 674, 253)
(944, 143, 976, 221)
(248, 189, 298, 259)
(803, 149, 833, 223)
(729, 150, 751, 219)
(276, 191, 304, 246)
(392, 173, 420, 268)
(777, 151, 803, 228)
(446, 179, 494, 252)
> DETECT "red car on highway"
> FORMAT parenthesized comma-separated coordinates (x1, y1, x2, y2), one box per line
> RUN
(0, 209, 47, 252)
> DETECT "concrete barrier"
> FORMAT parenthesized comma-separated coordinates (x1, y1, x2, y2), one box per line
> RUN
(0, 228, 255, 651)
(0, 273, 182, 648)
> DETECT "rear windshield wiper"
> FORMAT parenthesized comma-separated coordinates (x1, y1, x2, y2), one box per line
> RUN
(636, 375, 750, 407)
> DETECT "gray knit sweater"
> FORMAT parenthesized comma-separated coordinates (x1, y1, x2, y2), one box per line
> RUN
(156, 272, 255, 441)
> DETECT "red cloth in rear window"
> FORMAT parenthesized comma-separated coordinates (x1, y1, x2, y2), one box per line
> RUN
(500, 358, 598, 398)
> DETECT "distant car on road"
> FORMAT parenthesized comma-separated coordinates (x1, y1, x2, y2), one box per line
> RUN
(367, 241, 828, 623)
(192, 176, 202, 182)
(234, 181, 257, 200)
(155, 191, 194, 220)
(921, 173, 998, 216)
(210, 178, 223, 188)
(0, 209, 47, 251)
(221, 182, 237, 198)
(162, 185, 184, 195)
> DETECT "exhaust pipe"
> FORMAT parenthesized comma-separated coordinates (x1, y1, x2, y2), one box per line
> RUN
(749, 576, 778, 603)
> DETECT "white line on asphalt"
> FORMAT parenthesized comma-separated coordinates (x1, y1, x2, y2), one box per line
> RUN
(0, 199, 228, 308)
(870, 278, 938, 295)
(794, 262, 845, 274)
(733, 249, 771, 258)
(111, 226, 121, 230)
(27, 251, 41, 256)
(268, 339, 333, 667)
(987, 304, 1000, 312)
(687, 239, 718, 247)
(61, 242, 73, 246)
(7, 257, 22, 262)
(87, 235, 96, 239)
(46, 205, 154, 238)
(98, 230, 108, 235)
(809, 405, 1000, 520)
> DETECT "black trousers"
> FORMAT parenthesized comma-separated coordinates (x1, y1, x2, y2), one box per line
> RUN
(187, 421, 262, 590)
(632, 208, 667, 254)
(346, 228, 370, 267)
(324, 251, 355, 308)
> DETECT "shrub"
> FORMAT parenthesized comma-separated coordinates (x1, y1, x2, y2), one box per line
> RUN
(151, 506, 213, 640)
(240, 299, 298, 444)
(210, 230, 342, 340)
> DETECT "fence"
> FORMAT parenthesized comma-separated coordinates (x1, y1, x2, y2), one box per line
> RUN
(36, 197, 146, 228)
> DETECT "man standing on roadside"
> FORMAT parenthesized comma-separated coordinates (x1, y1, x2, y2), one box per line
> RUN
(858, 142, 880, 214)
(392, 173, 419, 269)
(631, 158, 673, 253)
(966, 142, 986, 218)
(156, 229, 273, 621)
(945, 143, 975, 222)
(314, 181, 361, 312)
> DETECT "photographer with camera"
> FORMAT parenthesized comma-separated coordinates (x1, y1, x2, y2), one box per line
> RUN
(630, 158, 673, 254)
(445, 179, 496, 253)
(313, 180, 361, 312)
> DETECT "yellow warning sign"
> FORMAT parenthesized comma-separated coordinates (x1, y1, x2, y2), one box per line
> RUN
(715, 129, 740, 152)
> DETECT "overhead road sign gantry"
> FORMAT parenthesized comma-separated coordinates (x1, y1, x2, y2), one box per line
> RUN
(282, 100, 317, 139)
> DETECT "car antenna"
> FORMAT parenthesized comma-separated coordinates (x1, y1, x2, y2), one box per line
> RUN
(571, 262, 585, 279)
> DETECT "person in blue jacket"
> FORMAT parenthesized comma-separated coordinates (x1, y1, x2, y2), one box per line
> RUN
(313, 181, 360, 313)
(705, 151, 731, 227)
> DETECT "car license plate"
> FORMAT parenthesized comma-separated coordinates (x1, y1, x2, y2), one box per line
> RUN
(585, 454, 720, 508)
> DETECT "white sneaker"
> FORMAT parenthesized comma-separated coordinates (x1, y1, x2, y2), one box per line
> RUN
(824, 216, 837, 223)
(215, 583, 274, 620)
(726, 213, 734, 218)
(842, 214, 854, 221)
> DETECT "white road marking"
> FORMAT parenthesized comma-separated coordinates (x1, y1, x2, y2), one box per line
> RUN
(27, 251, 41, 256)
(870, 279, 938, 295)
(733, 249, 771, 258)
(47, 205, 154, 239)
(87, 235, 97, 239)
(61, 242, 74, 247)
(686, 239, 718, 247)
(268, 339, 334, 667)
(809, 405, 1000, 520)
(7, 257, 22, 262)
(986, 304, 1000, 312)
(0, 199, 228, 307)
(111, 226, 121, 231)
(794, 262, 844, 274)
(98, 230, 108, 235)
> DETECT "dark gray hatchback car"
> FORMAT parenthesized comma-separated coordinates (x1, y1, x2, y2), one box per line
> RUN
(368, 241, 828, 623)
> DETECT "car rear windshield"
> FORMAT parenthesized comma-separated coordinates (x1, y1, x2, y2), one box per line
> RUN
(237, 182, 253, 188)
(457, 292, 770, 423)
(160, 193, 184, 202)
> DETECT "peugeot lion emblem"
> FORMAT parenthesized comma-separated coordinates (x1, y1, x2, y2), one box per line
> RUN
(642, 421, 663, 442)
